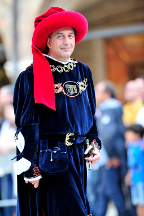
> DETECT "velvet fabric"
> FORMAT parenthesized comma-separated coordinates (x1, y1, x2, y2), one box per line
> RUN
(13, 56, 101, 216)
(39, 136, 69, 175)
(39, 57, 99, 139)
(32, 44, 56, 110)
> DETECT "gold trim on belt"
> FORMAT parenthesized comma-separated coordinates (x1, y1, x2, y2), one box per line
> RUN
(65, 133, 75, 146)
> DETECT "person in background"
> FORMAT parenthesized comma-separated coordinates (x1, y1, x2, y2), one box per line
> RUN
(125, 124, 144, 216)
(0, 85, 13, 125)
(0, 85, 16, 216)
(135, 78, 144, 127)
(93, 80, 129, 216)
(123, 80, 143, 126)
(135, 78, 144, 101)
(87, 141, 108, 216)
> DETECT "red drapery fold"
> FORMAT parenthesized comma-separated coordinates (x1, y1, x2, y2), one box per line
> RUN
(32, 44, 56, 111)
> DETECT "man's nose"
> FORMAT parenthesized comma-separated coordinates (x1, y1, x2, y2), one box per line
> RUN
(63, 36, 70, 44)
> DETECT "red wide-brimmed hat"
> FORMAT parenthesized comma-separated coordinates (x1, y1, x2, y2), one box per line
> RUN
(32, 7, 88, 110)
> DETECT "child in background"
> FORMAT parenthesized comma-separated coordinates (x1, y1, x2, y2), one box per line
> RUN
(125, 124, 144, 216)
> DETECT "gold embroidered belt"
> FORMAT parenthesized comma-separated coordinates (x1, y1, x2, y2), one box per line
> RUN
(45, 133, 86, 146)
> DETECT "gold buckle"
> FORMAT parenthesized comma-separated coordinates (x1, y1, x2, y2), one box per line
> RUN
(65, 133, 74, 146)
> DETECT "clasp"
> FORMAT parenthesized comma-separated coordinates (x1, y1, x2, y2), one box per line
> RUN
(65, 133, 75, 146)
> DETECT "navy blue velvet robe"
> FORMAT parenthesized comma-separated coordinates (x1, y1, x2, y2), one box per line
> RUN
(13, 57, 101, 216)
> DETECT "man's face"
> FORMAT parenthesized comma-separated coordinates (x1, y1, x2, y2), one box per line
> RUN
(124, 81, 139, 102)
(47, 27, 75, 62)
(125, 131, 139, 144)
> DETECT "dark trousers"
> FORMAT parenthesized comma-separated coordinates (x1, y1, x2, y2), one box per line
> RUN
(93, 166, 131, 216)
(87, 167, 103, 216)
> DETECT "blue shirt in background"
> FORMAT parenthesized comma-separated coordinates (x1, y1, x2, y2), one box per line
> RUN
(127, 139, 144, 184)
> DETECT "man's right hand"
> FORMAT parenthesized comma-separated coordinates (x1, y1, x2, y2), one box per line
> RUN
(25, 179, 40, 188)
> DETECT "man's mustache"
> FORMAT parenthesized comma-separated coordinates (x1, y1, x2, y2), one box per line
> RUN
(60, 45, 72, 49)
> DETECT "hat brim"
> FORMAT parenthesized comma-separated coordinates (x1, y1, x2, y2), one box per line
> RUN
(32, 11, 88, 54)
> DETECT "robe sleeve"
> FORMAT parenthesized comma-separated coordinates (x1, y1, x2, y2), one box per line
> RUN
(13, 68, 41, 179)
(85, 67, 101, 149)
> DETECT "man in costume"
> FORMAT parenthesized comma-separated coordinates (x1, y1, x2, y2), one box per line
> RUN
(13, 7, 101, 216)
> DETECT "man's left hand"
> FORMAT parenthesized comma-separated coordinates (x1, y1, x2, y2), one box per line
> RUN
(84, 147, 100, 163)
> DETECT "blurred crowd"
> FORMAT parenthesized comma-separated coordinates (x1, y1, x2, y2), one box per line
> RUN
(0, 77, 144, 216)
(87, 77, 144, 216)
(0, 85, 16, 216)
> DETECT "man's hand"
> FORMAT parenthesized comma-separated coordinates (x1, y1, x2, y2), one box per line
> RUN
(106, 158, 120, 169)
(25, 179, 40, 188)
(84, 146, 100, 164)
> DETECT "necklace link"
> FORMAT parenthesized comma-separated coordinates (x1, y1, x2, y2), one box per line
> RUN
(50, 60, 77, 73)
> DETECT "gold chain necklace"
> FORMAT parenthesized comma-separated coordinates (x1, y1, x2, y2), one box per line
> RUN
(50, 60, 77, 73)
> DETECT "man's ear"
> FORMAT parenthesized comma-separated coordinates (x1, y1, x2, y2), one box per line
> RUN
(47, 38, 51, 49)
